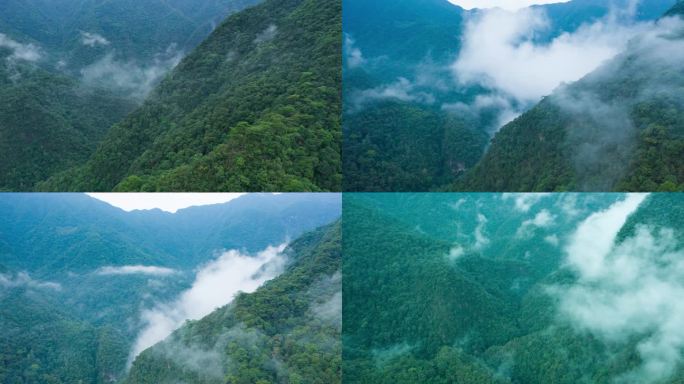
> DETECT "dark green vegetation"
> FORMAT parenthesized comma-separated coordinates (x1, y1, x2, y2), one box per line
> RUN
(0, 193, 340, 383)
(0, 0, 259, 191)
(343, 102, 488, 191)
(40, 0, 342, 192)
(0, 60, 136, 191)
(343, 193, 684, 383)
(0, 0, 260, 70)
(459, 3, 684, 192)
(126, 222, 341, 384)
(343, 0, 679, 191)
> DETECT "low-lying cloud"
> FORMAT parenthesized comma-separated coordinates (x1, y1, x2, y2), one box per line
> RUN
(80, 31, 110, 47)
(552, 194, 684, 382)
(349, 77, 435, 111)
(502, 193, 549, 212)
(453, 4, 648, 103)
(344, 34, 365, 69)
(254, 24, 278, 44)
(0, 34, 41, 62)
(80, 47, 183, 100)
(129, 244, 287, 364)
(95, 265, 177, 276)
(451, 2, 649, 132)
(0, 272, 61, 291)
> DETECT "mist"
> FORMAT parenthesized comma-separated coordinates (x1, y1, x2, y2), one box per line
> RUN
(129, 244, 287, 364)
(452, 1, 649, 132)
(0, 34, 41, 63)
(552, 194, 684, 382)
(95, 265, 177, 276)
(80, 31, 110, 47)
(80, 47, 183, 100)
(0, 272, 61, 291)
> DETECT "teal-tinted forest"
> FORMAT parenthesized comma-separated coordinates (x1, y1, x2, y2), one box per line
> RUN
(343, 0, 683, 192)
(0, 193, 341, 383)
(343, 193, 684, 383)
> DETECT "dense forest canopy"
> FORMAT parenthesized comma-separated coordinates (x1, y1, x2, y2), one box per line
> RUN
(459, 1, 684, 192)
(0, 193, 340, 383)
(343, 192, 684, 383)
(342, 0, 680, 191)
(39, 0, 341, 192)
(1, 0, 341, 192)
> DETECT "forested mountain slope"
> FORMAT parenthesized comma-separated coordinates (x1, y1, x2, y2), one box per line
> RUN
(0, 61, 135, 191)
(458, 2, 684, 192)
(0, 0, 260, 70)
(343, 0, 677, 191)
(344, 193, 684, 383)
(41, 0, 341, 192)
(0, 193, 340, 383)
(125, 222, 341, 383)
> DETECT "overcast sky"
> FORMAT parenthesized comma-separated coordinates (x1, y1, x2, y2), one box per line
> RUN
(88, 193, 245, 213)
(449, 0, 570, 10)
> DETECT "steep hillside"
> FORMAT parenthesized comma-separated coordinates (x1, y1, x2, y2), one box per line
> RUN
(0, 60, 135, 191)
(125, 222, 341, 383)
(0, 193, 340, 383)
(459, 5, 684, 192)
(343, 0, 677, 191)
(343, 193, 684, 383)
(0, 0, 260, 69)
(42, 0, 342, 192)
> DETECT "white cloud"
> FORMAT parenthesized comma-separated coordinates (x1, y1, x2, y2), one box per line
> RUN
(447, 244, 466, 261)
(452, 4, 649, 105)
(564, 194, 647, 279)
(0, 272, 61, 290)
(559, 224, 684, 382)
(80, 31, 110, 47)
(87, 193, 244, 213)
(254, 24, 278, 44)
(80, 48, 183, 100)
(344, 34, 365, 69)
(129, 244, 287, 364)
(517, 209, 555, 237)
(350, 77, 435, 110)
(473, 213, 489, 250)
(95, 265, 177, 276)
(502, 193, 549, 212)
(449, 0, 570, 11)
(551, 194, 684, 382)
(0, 33, 41, 62)
(544, 234, 559, 246)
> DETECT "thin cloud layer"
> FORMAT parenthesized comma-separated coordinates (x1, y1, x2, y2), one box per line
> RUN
(0, 34, 41, 62)
(80, 31, 110, 47)
(453, 5, 648, 104)
(129, 244, 287, 364)
(0, 272, 61, 291)
(553, 194, 684, 382)
(80, 48, 183, 100)
(95, 265, 177, 276)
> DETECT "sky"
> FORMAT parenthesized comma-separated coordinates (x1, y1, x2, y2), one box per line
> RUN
(87, 193, 244, 213)
(449, 0, 570, 10)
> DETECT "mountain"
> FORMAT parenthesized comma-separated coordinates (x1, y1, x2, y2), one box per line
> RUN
(0, 60, 136, 191)
(458, 4, 684, 192)
(0, 193, 340, 383)
(125, 221, 341, 383)
(0, 0, 260, 70)
(40, 0, 342, 192)
(343, 193, 684, 383)
(0, 0, 263, 191)
(342, 0, 677, 191)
